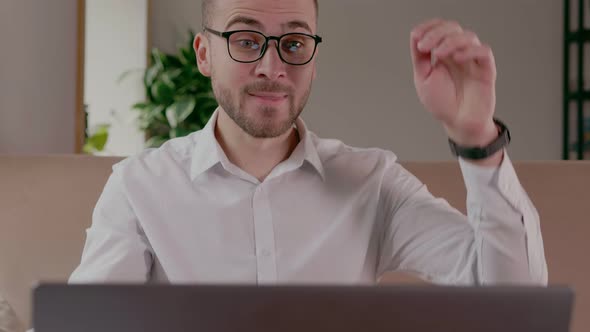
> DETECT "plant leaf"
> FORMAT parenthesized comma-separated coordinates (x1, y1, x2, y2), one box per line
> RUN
(145, 136, 168, 148)
(151, 48, 167, 69)
(167, 68, 183, 81)
(151, 80, 175, 104)
(132, 102, 150, 110)
(165, 97, 196, 128)
(149, 105, 166, 119)
(117, 68, 144, 84)
(132, 31, 216, 148)
(145, 65, 161, 87)
(169, 127, 192, 139)
(84, 124, 110, 154)
(188, 123, 203, 132)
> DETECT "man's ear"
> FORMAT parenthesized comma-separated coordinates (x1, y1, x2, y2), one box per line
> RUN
(194, 33, 212, 77)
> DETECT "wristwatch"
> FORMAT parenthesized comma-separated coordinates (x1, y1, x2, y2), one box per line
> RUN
(448, 118, 511, 160)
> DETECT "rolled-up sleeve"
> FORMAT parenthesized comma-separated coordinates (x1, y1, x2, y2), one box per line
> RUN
(376, 152, 548, 285)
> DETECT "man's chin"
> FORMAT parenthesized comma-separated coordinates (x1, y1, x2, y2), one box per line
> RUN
(244, 104, 291, 122)
(244, 100, 285, 113)
(242, 114, 294, 138)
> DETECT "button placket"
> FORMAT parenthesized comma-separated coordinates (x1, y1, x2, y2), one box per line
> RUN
(252, 185, 277, 283)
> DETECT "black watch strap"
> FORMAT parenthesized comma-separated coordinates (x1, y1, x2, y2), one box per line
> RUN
(448, 118, 511, 160)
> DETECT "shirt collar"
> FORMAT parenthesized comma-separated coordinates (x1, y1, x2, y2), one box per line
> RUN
(189, 109, 225, 180)
(190, 107, 325, 181)
(291, 115, 325, 181)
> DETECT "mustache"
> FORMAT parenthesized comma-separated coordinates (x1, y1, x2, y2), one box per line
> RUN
(243, 81, 293, 95)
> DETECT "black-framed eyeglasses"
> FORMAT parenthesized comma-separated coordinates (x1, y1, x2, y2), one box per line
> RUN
(204, 27, 322, 66)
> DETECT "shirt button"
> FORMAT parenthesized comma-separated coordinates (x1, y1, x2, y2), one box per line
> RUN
(260, 249, 271, 257)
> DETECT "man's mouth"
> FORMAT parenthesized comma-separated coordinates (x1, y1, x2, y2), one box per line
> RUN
(248, 92, 288, 102)
(248, 92, 288, 106)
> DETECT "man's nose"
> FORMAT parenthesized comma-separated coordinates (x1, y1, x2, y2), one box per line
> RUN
(254, 41, 287, 80)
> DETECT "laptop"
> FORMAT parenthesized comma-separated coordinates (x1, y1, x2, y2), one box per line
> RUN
(33, 284, 574, 332)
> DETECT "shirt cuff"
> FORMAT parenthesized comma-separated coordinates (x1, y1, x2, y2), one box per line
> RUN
(458, 151, 527, 213)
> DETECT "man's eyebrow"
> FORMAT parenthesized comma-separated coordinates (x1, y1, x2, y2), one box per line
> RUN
(283, 20, 312, 33)
(225, 16, 263, 30)
(225, 16, 313, 34)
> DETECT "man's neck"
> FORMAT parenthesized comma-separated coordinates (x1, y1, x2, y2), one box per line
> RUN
(215, 109, 300, 182)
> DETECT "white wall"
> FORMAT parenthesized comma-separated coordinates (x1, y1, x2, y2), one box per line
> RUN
(0, 0, 78, 154)
(151, 0, 564, 160)
(84, 0, 148, 156)
(0, 0, 571, 159)
(150, 0, 201, 56)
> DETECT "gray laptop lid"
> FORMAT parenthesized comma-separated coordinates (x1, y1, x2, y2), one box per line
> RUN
(33, 284, 574, 332)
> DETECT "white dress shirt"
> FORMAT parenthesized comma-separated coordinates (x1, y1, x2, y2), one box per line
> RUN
(69, 108, 548, 286)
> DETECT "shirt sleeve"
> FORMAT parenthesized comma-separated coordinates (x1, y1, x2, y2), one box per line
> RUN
(68, 161, 153, 283)
(376, 152, 548, 285)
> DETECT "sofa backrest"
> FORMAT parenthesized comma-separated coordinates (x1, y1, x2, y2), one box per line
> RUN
(1, 156, 589, 331)
(0, 155, 119, 329)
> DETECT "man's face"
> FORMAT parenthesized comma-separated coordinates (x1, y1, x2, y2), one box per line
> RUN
(197, 0, 318, 138)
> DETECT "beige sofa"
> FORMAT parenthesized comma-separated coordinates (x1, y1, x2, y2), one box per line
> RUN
(1, 155, 589, 331)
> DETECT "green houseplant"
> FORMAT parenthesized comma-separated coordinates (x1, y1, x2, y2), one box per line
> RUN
(83, 123, 110, 154)
(133, 31, 218, 148)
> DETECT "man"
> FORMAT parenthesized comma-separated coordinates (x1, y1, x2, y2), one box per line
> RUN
(69, 0, 547, 285)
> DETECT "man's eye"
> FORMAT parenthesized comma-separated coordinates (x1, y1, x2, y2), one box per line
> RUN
(284, 41, 303, 52)
(237, 40, 260, 50)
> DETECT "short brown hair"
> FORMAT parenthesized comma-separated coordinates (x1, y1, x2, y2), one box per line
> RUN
(202, 0, 319, 28)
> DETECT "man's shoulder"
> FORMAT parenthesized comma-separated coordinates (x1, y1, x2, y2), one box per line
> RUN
(112, 131, 203, 177)
(311, 133, 399, 167)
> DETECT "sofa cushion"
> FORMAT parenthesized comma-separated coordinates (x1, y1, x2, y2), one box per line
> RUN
(1, 156, 590, 332)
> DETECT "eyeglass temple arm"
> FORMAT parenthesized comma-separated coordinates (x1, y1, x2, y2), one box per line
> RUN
(203, 27, 224, 37)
